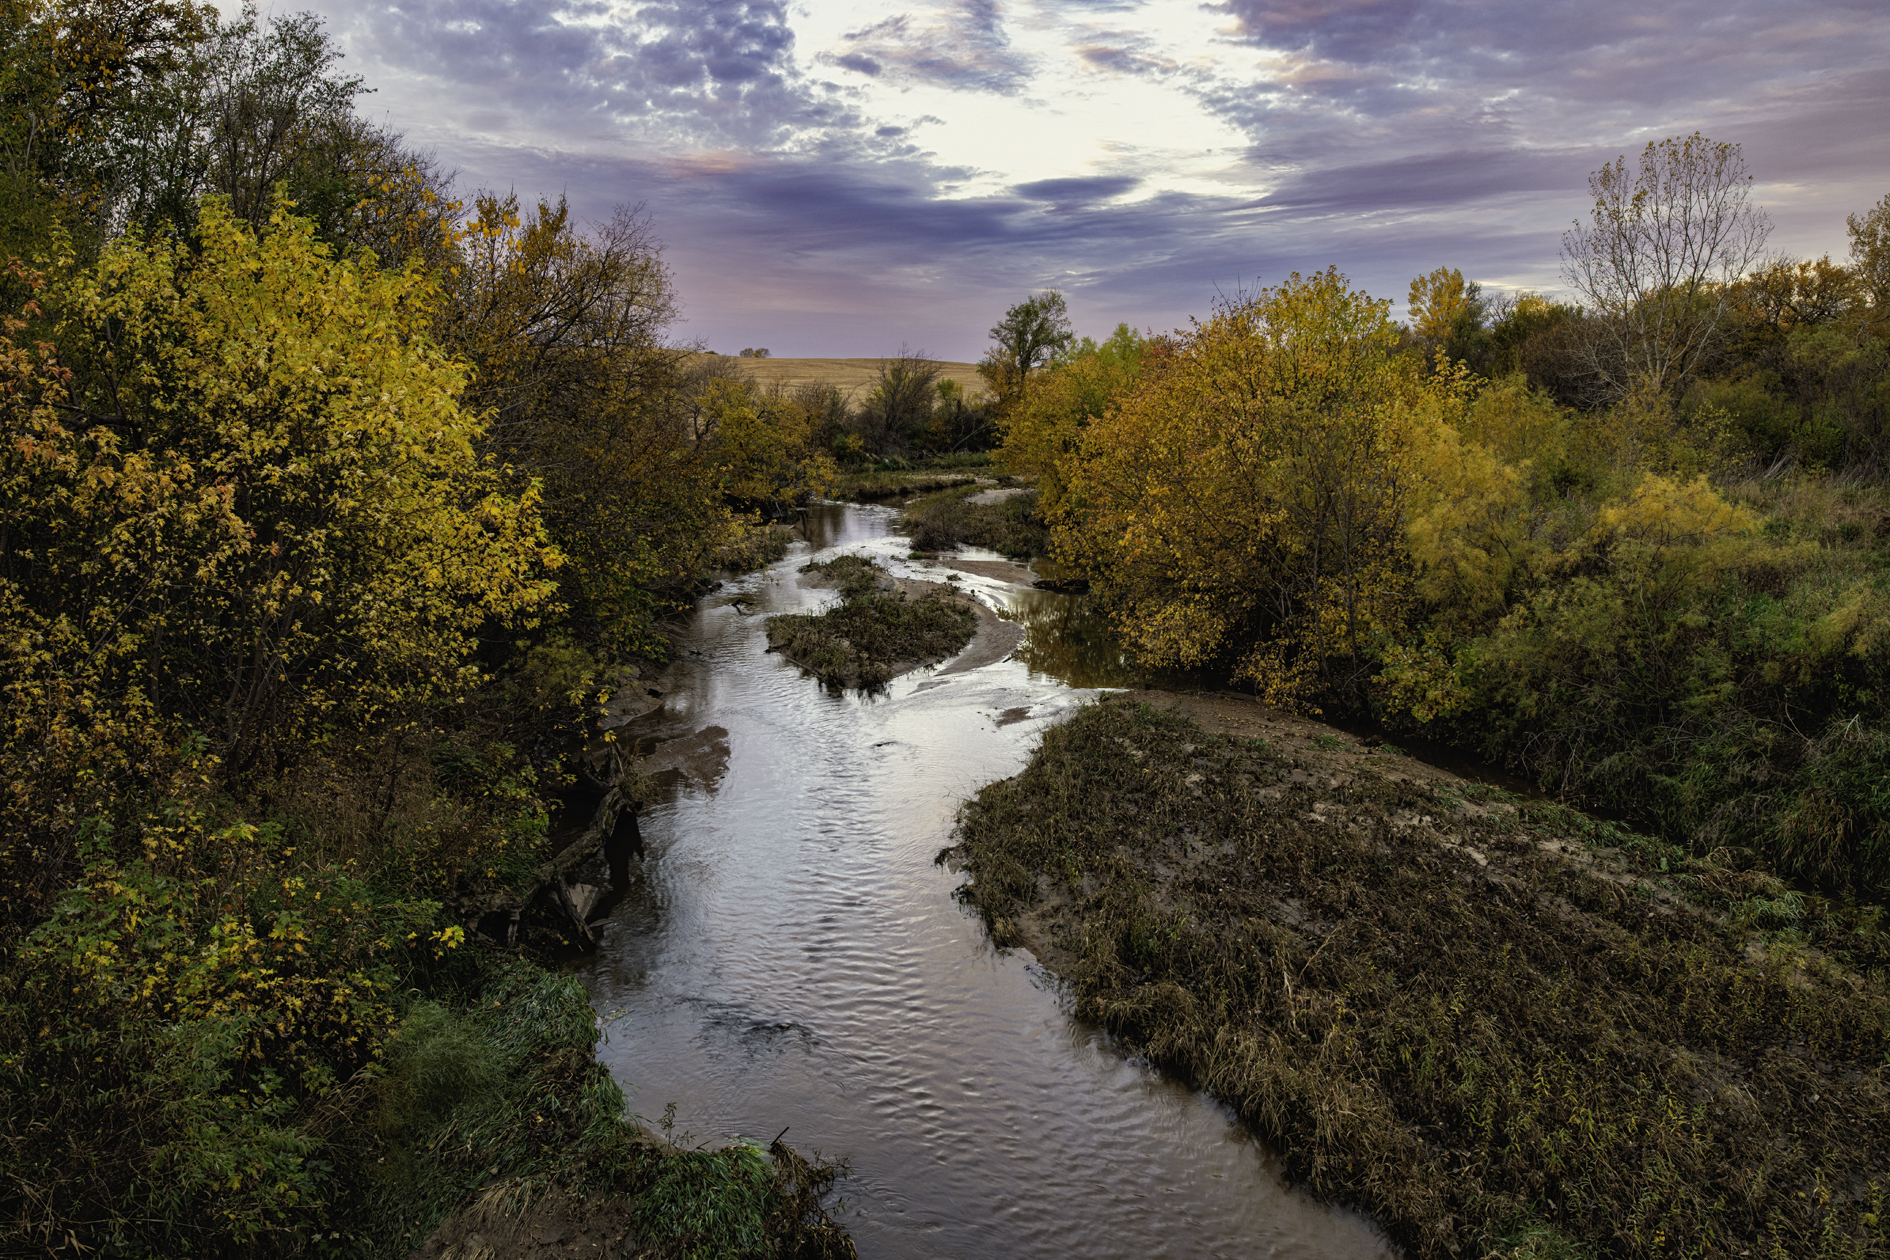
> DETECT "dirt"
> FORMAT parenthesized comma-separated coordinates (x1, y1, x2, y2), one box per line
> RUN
(898, 577, 1026, 676)
(940, 557, 1037, 586)
(636, 725, 731, 785)
(700, 355, 987, 400)
(408, 1182, 636, 1260)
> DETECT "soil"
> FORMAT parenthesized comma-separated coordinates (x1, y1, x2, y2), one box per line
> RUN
(408, 1182, 637, 1260)
(698, 355, 987, 400)
(941, 557, 1036, 585)
(899, 576, 1026, 676)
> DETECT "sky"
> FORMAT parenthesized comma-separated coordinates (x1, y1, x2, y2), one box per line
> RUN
(267, 0, 1888, 359)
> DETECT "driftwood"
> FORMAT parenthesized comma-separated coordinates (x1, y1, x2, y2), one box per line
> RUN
(453, 735, 636, 949)
(450, 653, 725, 951)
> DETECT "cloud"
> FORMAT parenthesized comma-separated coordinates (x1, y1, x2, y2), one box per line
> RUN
(1016, 175, 1143, 204)
(301, 0, 1890, 354)
(333, 0, 861, 149)
(1072, 39, 1178, 76)
(822, 0, 1033, 93)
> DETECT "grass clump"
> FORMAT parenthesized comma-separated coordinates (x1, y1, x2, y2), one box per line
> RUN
(766, 556, 977, 687)
(948, 698, 1890, 1260)
(902, 485, 1047, 557)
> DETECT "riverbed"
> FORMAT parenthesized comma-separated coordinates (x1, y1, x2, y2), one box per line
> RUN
(574, 502, 1397, 1260)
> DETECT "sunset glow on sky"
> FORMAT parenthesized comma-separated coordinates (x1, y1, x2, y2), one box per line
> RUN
(264, 0, 1889, 358)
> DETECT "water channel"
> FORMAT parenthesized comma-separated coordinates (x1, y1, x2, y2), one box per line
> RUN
(574, 501, 1399, 1260)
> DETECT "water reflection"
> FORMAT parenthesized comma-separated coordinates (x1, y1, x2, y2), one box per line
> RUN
(999, 587, 1145, 689)
(800, 499, 886, 553)
(578, 500, 1398, 1259)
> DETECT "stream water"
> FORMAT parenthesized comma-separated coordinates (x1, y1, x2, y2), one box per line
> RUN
(573, 502, 1398, 1260)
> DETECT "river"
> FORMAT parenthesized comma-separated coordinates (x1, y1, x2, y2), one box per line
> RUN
(574, 501, 1398, 1260)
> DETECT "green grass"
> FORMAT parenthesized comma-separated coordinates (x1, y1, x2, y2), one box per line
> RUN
(948, 698, 1890, 1260)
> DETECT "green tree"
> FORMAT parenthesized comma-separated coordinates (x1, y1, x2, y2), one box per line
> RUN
(1060, 270, 1426, 711)
(1407, 265, 1487, 366)
(0, 0, 211, 254)
(857, 345, 939, 454)
(997, 322, 1151, 514)
(1849, 191, 1890, 337)
(979, 290, 1074, 413)
(4, 197, 557, 779)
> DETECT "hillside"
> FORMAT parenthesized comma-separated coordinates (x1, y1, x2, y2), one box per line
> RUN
(706, 355, 989, 399)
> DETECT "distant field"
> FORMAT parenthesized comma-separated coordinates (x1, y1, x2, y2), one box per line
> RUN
(704, 356, 988, 400)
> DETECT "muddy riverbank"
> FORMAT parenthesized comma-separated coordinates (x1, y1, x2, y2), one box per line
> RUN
(945, 694, 1890, 1259)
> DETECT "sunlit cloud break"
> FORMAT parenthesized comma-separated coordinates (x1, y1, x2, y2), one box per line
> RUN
(293, 0, 1890, 357)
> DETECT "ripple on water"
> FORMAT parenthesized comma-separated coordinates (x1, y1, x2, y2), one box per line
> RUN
(576, 503, 1398, 1260)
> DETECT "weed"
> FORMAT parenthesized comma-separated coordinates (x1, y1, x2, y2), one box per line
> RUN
(901, 485, 1048, 557)
(636, 1143, 777, 1260)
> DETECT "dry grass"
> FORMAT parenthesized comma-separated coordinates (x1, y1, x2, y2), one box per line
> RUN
(901, 485, 1047, 557)
(948, 697, 1890, 1260)
(696, 355, 988, 401)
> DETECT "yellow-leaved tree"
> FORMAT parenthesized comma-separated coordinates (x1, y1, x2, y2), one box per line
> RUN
(1059, 269, 1426, 711)
(998, 322, 1155, 518)
(0, 197, 558, 920)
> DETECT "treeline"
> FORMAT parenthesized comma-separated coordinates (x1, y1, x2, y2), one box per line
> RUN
(689, 348, 1000, 467)
(1, 3, 850, 1255)
(997, 134, 1890, 898)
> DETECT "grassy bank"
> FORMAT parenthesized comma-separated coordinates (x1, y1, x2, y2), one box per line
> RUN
(901, 485, 1048, 557)
(834, 472, 980, 502)
(833, 454, 996, 502)
(766, 556, 978, 687)
(947, 697, 1890, 1260)
(1, 843, 856, 1258)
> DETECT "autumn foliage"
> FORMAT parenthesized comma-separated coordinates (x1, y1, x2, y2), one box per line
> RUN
(0, 8, 849, 1252)
(1024, 154, 1890, 901)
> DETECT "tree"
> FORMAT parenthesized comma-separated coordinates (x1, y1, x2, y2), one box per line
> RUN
(1407, 266, 1486, 365)
(1560, 132, 1771, 400)
(2, 195, 557, 780)
(979, 290, 1074, 412)
(857, 345, 939, 454)
(1059, 269, 1424, 711)
(997, 322, 1153, 514)
(0, 0, 210, 253)
(1850, 192, 1890, 337)
(439, 192, 743, 650)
